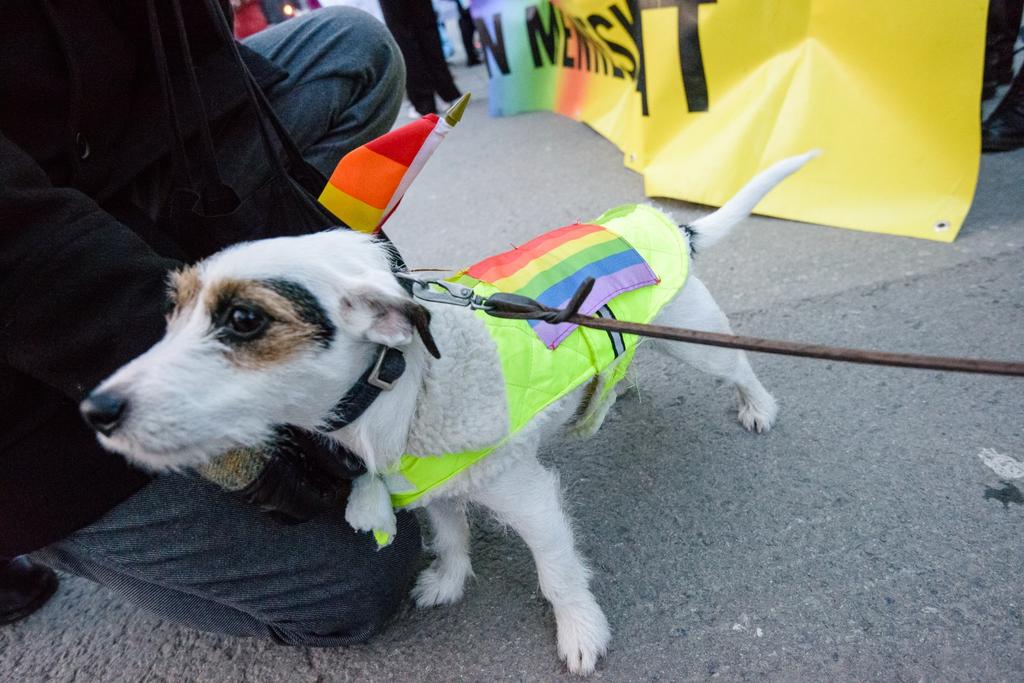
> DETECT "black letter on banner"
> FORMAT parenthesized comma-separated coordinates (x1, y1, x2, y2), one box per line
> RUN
(475, 14, 511, 75)
(587, 14, 627, 79)
(644, 0, 716, 112)
(560, 11, 575, 68)
(611, 1, 649, 115)
(573, 17, 616, 74)
(526, 4, 561, 68)
(571, 17, 593, 71)
(676, 0, 715, 111)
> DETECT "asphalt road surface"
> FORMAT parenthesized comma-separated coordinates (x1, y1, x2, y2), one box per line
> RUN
(3, 63, 1022, 682)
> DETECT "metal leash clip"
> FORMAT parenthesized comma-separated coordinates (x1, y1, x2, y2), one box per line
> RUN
(395, 273, 491, 310)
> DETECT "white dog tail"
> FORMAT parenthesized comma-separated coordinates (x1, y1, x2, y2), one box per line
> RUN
(687, 150, 820, 252)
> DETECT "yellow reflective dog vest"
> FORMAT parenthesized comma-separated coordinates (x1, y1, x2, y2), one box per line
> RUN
(383, 204, 689, 509)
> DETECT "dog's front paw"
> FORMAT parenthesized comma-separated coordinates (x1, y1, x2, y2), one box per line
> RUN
(738, 390, 778, 434)
(345, 473, 396, 537)
(555, 600, 611, 676)
(411, 559, 472, 608)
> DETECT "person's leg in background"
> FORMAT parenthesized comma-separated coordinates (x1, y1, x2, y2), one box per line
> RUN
(0, 557, 58, 626)
(408, 0, 462, 106)
(454, 0, 481, 66)
(983, 0, 1024, 151)
(33, 8, 422, 645)
(379, 0, 442, 116)
(380, 0, 461, 116)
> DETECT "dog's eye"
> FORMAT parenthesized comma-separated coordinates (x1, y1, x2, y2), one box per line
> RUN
(226, 305, 267, 339)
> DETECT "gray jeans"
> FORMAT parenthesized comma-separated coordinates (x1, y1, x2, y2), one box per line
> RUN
(35, 8, 422, 647)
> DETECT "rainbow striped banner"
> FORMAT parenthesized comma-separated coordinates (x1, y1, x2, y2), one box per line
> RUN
(465, 223, 658, 348)
(470, 0, 985, 242)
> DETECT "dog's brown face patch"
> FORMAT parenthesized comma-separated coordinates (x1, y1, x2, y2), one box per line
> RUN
(167, 265, 202, 321)
(204, 278, 336, 369)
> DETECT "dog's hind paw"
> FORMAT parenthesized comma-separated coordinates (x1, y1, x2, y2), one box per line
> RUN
(568, 375, 621, 440)
(555, 601, 611, 676)
(412, 560, 471, 608)
(737, 391, 778, 433)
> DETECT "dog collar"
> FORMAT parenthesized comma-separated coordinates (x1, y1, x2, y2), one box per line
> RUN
(319, 345, 406, 433)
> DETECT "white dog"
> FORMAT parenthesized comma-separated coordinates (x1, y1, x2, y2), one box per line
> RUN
(82, 152, 815, 675)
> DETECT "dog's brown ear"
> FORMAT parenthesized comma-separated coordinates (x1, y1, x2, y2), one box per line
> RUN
(339, 291, 441, 359)
(404, 302, 441, 359)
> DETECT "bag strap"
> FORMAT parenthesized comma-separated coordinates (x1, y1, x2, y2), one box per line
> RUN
(166, 0, 239, 214)
(145, 0, 240, 214)
(201, 0, 333, 206)
(144, 0, 193, 191)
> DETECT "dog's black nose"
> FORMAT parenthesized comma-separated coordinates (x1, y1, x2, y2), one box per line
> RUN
(80, 391, 128, 436)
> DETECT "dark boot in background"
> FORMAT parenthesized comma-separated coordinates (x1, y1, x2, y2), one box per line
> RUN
(0, 556, 58, 625)
(983, 0, 1024, 100)
(984, 68, 1024, 151)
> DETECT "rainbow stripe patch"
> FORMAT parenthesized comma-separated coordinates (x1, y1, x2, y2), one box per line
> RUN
(465, 223, 659, 348)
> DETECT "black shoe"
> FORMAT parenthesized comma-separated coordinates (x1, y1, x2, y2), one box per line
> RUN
(982, 52, 1013, 100)
(983, 69, 1024, 152)
(983, 55, 1014, 101)
(0, 556, 58, 625)
(983, 0, 1024, 101)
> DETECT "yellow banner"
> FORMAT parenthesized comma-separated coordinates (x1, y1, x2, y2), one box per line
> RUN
(472, 0, 987, 242)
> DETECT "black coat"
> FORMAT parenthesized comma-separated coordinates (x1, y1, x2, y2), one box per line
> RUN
(0, 0, 288, 555)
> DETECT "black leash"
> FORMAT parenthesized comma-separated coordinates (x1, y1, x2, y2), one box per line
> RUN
(411, 276, 1024, 378)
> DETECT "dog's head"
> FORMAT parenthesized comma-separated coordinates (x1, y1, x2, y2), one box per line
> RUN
(80, 230, 435, 471)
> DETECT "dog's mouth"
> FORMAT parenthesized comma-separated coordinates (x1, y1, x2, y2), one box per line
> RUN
(97, 421, 262, 473)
